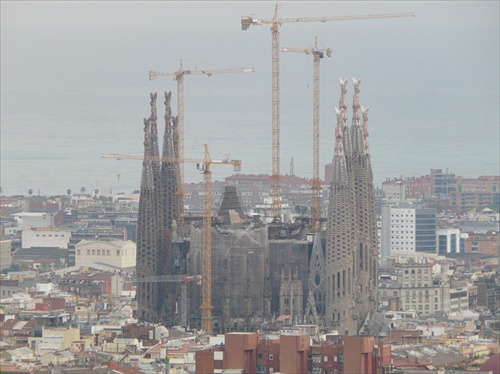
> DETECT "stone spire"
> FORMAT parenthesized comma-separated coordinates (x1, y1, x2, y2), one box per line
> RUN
(158, 91, 183, 326)
(350, 78, 366, 156)
(331, 108, 349, 186)
(140, 117, 154, 190)
(161, 91, 179, 229)
(338, 78, 352, 158)
(136, 94, 161, 323)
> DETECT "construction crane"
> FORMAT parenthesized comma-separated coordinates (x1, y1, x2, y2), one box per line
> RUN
(130, 274, 201, 327)
(102, 145, 242, 334)
(282, 37, 331, 232)
(241, 3, 415, 219)
(149, 60, 253, 225)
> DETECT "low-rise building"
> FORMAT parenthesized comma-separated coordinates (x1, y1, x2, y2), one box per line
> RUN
(464, 232, 499, 256)
(75, 239, 136, 269)
(0, 239, 12, 271)
(21, 228, 71, 249)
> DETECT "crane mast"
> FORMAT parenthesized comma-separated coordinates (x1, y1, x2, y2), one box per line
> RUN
(242, 4, 414, 221)
(271, 4, 281, 219)
(149, 60, 253, 225)
(283, 37, 331, 232)
(199, 145, 213, 333)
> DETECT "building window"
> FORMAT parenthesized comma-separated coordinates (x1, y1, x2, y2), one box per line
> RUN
(87, 250, 90, 255)
(117, 250, 120, 256)
(97, 250, 100, 256)
(77, 250, 81, 256)
(92, 250, 95, 255)
(107, 250, 110, 256)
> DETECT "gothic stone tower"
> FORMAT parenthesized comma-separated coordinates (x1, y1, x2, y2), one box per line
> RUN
(136, 92, 180, 325)
(136, 94, 162, 323)
(325, 78, 378, 335)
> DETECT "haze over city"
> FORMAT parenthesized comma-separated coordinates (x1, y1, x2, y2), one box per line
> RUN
(1, 3, 500, 373)
(1, 1, 498, 196)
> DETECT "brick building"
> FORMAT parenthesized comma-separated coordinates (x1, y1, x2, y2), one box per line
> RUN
(464, 232, 499, 256)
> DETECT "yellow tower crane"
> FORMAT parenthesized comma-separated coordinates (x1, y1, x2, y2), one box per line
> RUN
(241, 3, 415, 219)
(282, 37, 331, 232)
(102, 145, 242, 334)
(149, 60, 253, 225)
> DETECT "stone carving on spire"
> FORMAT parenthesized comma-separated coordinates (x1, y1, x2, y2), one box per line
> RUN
(361, 105, 370, 152)
(339, 78, 348, 122)
(331, 107, 348, 186)
(352, 78, 361, 121)
(140, 117, 154, 190)
(351, 78, 365, 155)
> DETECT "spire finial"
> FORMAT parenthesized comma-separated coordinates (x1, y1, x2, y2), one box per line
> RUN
(339, 78, 348, 123)
(352, 78, 361, 122)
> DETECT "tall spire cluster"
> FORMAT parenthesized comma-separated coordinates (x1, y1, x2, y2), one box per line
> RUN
(325, 78, 378, 335)
(136, 92, 181, 324)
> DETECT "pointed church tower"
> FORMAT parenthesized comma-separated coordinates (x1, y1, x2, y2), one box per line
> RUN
(158, 91, 181, 325)
(325, 78, 379, 335)
(325, 99, 357, 335)
(136, 101, 161, 323)
(161, 91, 179, 229)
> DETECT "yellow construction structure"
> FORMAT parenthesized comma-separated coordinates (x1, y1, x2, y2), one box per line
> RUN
(102, 145, 241, 333)
(241, 3, 415, 219)
(282, 37, 331, 231)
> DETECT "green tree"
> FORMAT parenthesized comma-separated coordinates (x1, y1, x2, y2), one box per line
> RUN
(28, 189, 33, 196)
(80, 187, 86, 194)
(67, 189, 71, 196)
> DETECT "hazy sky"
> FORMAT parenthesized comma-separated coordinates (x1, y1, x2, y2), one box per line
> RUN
(1, 1, 499, 195)
(2, 1, 497, 29)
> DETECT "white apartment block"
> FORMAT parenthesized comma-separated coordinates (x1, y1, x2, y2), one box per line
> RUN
(382, 181, 406, 201)
(436, 228, 469, 254)
(22, 229, 71, 249)
(381, 206, 416, 258)
(449, 286, 470, 315)
(381, 205, 436, 261)
(75, 239, 136, 269)
(0, 240, 12, 271)
(12, 212, 56, 228)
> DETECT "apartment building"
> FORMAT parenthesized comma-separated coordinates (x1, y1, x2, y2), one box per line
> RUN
(381, 205, 437, 260)
(381, 256, 451, 316)
(74, 239, 136, 269)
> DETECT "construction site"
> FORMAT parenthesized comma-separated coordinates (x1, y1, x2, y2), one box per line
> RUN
(102, 6, 415, 335)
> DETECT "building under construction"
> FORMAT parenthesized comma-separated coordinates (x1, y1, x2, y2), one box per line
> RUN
(135, 81, 379, 334)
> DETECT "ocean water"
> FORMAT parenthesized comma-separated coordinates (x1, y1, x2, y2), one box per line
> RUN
(1, 5, 499, 197)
